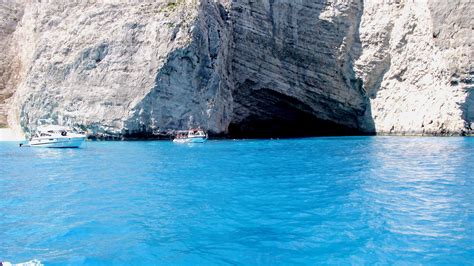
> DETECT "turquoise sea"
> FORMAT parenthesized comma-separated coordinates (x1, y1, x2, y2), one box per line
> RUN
(1, 137, 473, 265)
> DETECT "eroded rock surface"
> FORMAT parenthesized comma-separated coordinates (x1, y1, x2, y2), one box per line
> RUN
(7, 0, 233, 137)
(1, 0, 472, 138)
(0, 1, 23, 127)
(355, 0, 473, 135)
(228, 0, 373, 137)
(125, 0, 233, 137)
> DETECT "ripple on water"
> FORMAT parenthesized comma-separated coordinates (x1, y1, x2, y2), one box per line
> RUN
(0, 137, 473, 264)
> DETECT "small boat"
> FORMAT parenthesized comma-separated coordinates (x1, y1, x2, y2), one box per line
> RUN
(20, 125, 86, 148)
(173, 129, 208, 143)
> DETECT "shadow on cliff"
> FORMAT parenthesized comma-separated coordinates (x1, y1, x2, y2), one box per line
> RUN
(122, 1, 231, 139)
(122, 0, 378, 139)
(228, 0, 376, 138)
(350, 0, 377, 135)
(462, 83, 474, 134)
(122, 47, 203, 139)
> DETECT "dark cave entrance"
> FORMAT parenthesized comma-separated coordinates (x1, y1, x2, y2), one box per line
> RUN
(228, 115, 359, 138)
(228, 87, 363, 138)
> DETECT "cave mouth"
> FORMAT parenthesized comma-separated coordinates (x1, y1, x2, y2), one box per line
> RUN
(228, 88, 364, 139)
(228, 115, 361, 139)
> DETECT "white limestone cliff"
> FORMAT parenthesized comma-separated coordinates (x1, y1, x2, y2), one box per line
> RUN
(4, 0, 233, 138)
(0, 1, 23, 128)
(355, 0, 473, 135)
(0, 0, 472, 138)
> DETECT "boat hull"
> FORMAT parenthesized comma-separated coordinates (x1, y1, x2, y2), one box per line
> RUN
(28, 137, 86, 148)
(173, 137, 207, 143)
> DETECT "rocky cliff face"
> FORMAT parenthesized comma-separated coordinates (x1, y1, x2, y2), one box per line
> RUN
(228, 0, 372, 137)
(1, 0, 472, 138)
(5, 0, 233, 137)
(356, 0, 473, 135)
(0, 1, 23, 127)
(125, 0, 233, 137)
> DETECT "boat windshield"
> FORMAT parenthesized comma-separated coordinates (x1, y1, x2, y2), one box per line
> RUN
(37, 126, 75, 136)
(189, 130, 205, 137)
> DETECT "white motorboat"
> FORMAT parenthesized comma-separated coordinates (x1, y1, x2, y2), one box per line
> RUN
(173, 129, 207, 143)
(21, 125, 86, 148)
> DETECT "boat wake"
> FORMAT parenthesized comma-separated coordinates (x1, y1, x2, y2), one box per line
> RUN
(0, 260, 43, 266)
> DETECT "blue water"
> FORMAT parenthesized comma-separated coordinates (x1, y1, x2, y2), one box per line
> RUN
(1, 137, 473, 265)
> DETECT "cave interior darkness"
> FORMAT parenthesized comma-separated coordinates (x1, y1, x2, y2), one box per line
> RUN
(227, 88, 364, 139)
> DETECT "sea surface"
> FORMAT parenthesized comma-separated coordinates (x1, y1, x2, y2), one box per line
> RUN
(1, 137, 473, 265)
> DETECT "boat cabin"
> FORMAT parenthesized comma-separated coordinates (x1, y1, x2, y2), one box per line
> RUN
(32, 125, 83, 138)
(174, 129, 207, 139)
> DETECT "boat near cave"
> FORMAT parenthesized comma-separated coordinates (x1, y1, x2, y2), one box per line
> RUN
(173, 129, 208, 143)
(20, 125, 86, 148)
